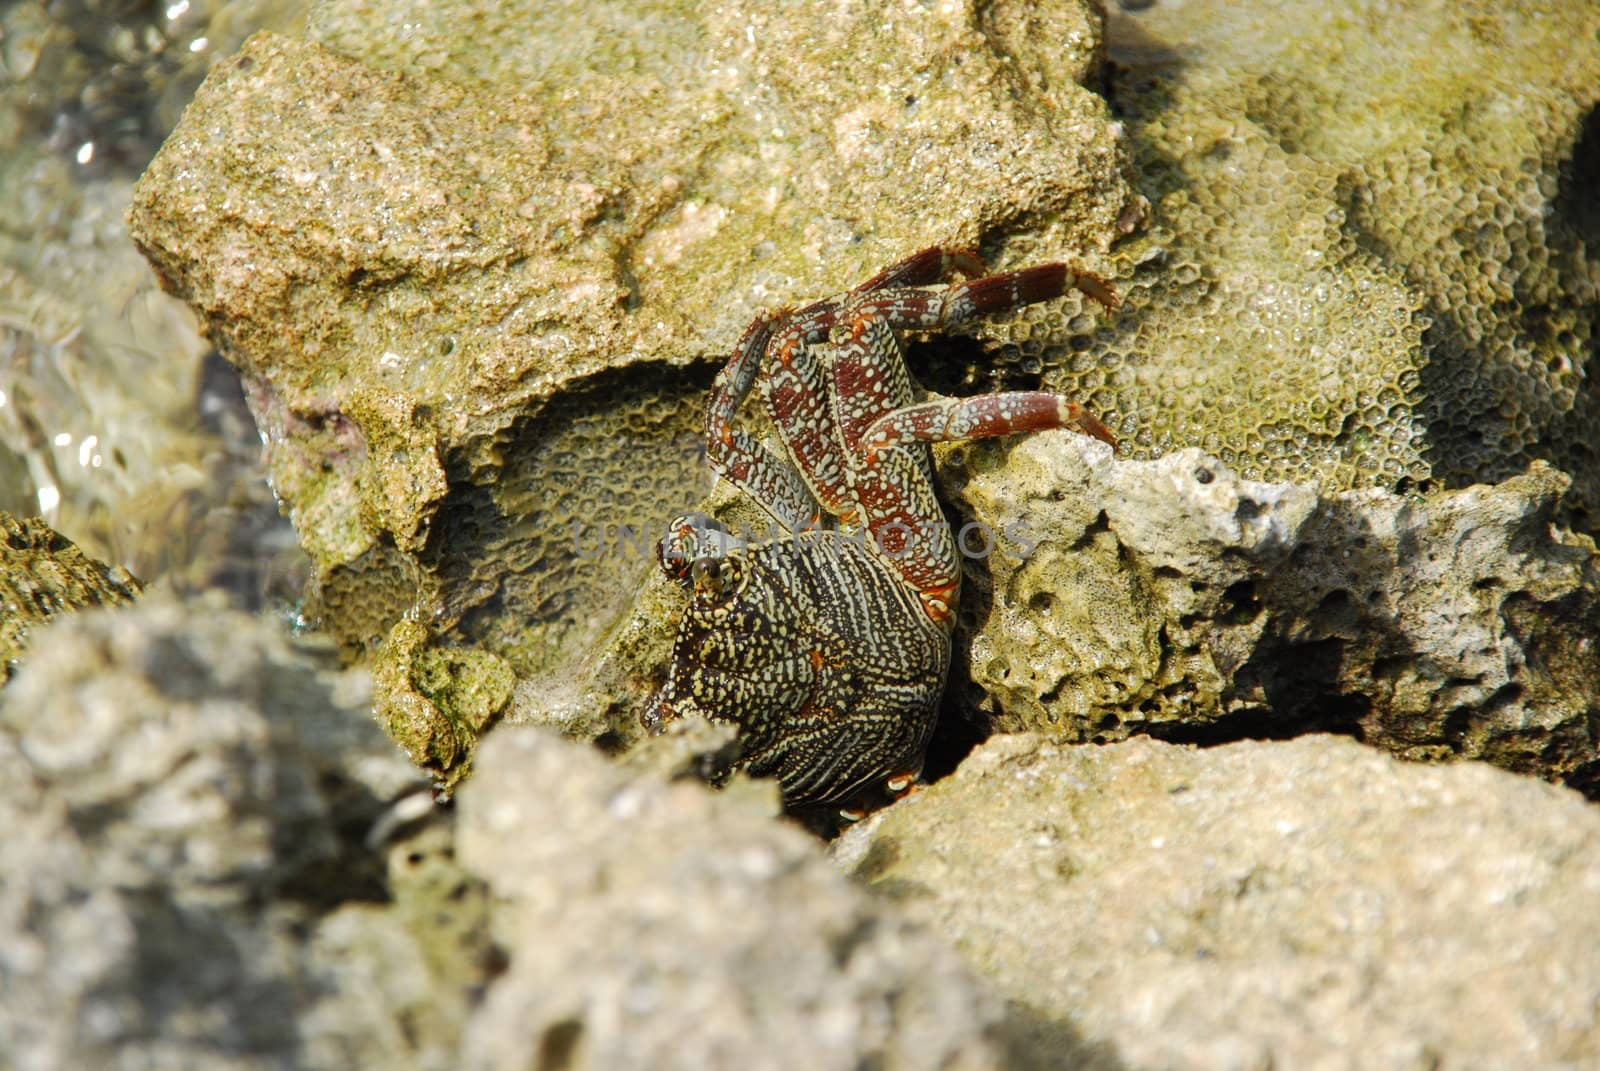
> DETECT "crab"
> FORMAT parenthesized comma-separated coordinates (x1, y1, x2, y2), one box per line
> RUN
(645, 246, 1117, 810)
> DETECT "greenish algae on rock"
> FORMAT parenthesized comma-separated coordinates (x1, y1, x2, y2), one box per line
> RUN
(371, 614, 514, 789)
(0, 511, 141, 683)
(1020, 0, 1600, 521)
(127, 0, 1141, 781)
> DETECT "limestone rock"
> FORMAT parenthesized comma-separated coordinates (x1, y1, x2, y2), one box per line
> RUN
(456, 726, 1008, 1070)
(0, 595, 446, 1071)
(943, 432, 1600, 793)
(126, 0, 1139, 772)
(993, 0, 1600, 527)
(837, 733, 1600, 1070)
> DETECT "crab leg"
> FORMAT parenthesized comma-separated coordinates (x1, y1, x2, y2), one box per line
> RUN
(849, 246, 986, 294)
(703, 310, 822, 531)
(825, 313, 959, 619)
(845, 262, 1118, 337)
(824, 263, 1118, 620)
(709, 247, 991, 529)
(755, 302, 855, 521)
(861, 393, 1117, 455)
(846, 450, 961, 622)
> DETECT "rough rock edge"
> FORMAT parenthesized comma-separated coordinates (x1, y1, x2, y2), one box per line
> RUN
(835, 732, 1600, 1071)
(943, 432, 1600, 793)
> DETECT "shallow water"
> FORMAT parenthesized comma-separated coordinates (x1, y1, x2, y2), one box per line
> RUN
(0, 0, 308, 606)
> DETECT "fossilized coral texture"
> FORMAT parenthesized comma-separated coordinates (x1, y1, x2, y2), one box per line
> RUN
(1020, 0, 1600, 521)
(945, 433, 1600, 794)
(0, 512, 140, 682)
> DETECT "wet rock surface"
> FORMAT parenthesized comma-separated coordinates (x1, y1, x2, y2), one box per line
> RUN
(837, 733, 1600, 1071)
(943, 432, 1600, 793)
(0, 0, 305, 595)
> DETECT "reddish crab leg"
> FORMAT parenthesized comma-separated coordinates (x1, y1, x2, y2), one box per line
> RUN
(742, 249, 990, 526)
(845, 263, 1118, 339)
(761, 302, 849, 522)
(863, 394, 1117, 454)
(825, 261, 1119, 620)
(703, 310, 822, 532)
(844, 445, 960, 622)
(830, 262, 1117, 459)
(849, 246, 987, 293)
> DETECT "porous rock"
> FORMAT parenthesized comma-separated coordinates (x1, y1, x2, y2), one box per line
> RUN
(0, 594, 449, 1071)
(455, 726, 1008, 1071)
(126, 0, 1140, 776)
(836, 733, 1600, 1071)
(982, 0, 1600, 527)
(943, 431, 1600, 793)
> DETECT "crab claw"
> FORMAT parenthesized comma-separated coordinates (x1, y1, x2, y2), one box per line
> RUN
(642, 686, 677, 734)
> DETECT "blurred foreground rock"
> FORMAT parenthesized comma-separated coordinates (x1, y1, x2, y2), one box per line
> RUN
(5, 594, 1599, 1070)
(457, 727, 1010, 1070)
(0, 595, 441, 1070)
(837, 733, 1600, 1071)
(0, 595, 1014, 1070)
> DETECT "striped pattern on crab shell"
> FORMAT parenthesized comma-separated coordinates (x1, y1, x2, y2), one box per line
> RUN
(663, 530, 949, 807)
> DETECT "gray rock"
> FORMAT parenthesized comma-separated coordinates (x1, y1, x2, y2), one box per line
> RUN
(456, 726, 1008, 1071)
(837, 733, 1600, 1071)
(942, 432, 1600, 792)
(0, 595, 443, 1071)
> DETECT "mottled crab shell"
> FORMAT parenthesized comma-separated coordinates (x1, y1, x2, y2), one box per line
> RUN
(652, 526, 949, 808)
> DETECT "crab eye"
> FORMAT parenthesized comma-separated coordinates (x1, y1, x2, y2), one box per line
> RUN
(657, 512, 739, 586)
(690, 554, 741, 602)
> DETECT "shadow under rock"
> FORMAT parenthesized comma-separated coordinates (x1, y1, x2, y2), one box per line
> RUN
(999, 998, 1131, 1071)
